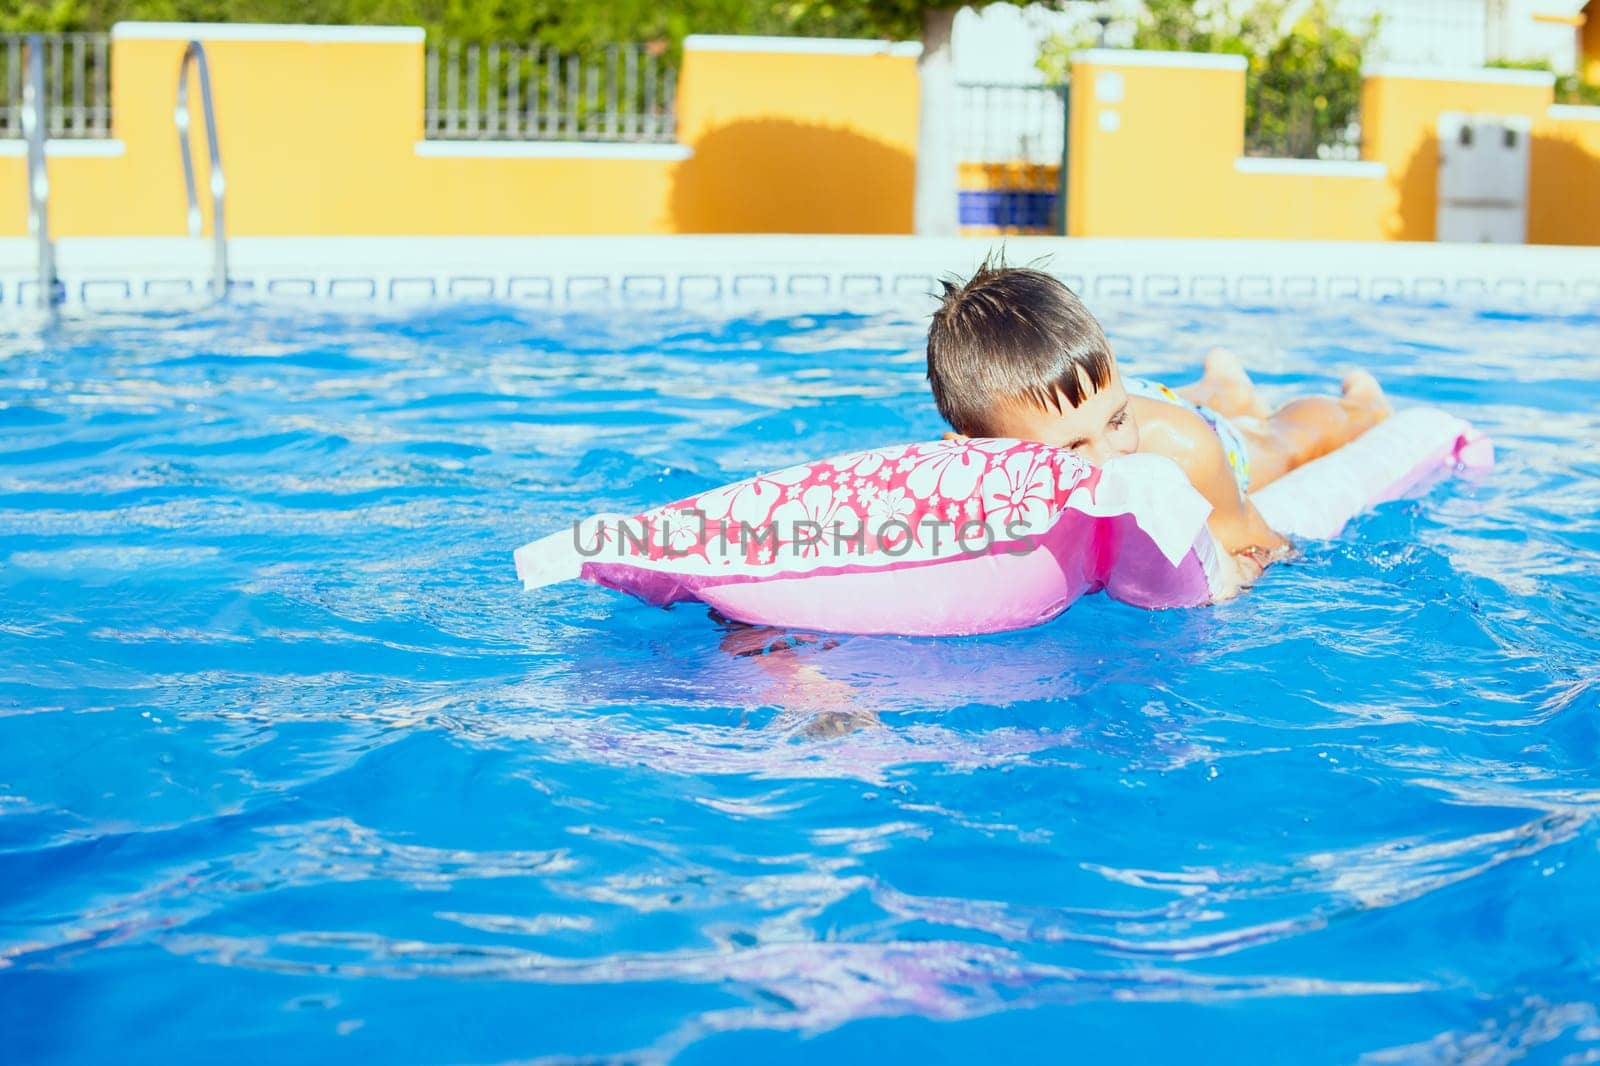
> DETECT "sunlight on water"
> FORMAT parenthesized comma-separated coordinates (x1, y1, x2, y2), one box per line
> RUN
(2, 299, 1598, 1062)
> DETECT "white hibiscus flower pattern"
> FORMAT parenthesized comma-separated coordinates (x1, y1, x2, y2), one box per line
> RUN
(982, 450, 1057, 531)
(692, 463, 810, 527)
(905, 445, 983, 502)
(862, 485, 913, 526)
(770, 483, 865, 559)
(602, 439, 1081, 570)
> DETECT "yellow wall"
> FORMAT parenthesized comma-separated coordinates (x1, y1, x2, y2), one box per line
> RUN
(1066, 55, 1242, 238)
(1065, 51, 1600, 245)
(1361, 69, 1554, 241)
(672, 45, 917, 233)
(1223, 170, 1388, 240)
(7, 30, 1599, 244)
(1066, 52, 1385, 240)
(0, 27, 919, 238)
(1532, 110, 1600, 243)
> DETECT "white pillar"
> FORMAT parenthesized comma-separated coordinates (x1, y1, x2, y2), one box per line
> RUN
(914, 7, 960, 237)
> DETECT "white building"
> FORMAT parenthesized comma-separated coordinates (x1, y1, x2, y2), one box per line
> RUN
(952, 0, 1592, 83)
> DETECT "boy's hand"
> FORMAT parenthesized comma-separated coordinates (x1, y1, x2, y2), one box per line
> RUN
(1214, 542, 1289, 600)
(1212, 551, 1254, 601)
(1235, 546, 1269, 584)
(1209, 541, 1265, 601)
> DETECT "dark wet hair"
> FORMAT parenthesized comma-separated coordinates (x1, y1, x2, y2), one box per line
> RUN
(926, 255, 1113, 437)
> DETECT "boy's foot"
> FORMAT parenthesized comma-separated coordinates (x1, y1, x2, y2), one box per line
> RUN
(1340, 369, 1392, 428)
(1185, 348, 1271, 419)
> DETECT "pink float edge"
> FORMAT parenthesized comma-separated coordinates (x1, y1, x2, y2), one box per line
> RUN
(526, 419, 1495, 637)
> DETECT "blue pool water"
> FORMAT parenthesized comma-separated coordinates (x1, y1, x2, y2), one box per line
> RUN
(2, 298, 1599, 1063)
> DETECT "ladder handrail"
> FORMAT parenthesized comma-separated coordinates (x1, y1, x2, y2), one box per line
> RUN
(22, 35, 59, 311)
(176, 40, 228, 301)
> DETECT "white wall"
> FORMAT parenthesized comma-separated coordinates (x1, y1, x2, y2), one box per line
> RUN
(952, 2, 1125, 85)
(1341, 0, 1488, 66)
(952, 0, 1580, 79)
(1493, 0, 1583, 73)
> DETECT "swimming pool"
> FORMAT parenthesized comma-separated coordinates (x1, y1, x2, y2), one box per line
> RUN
(2, 295, 1598, 1062)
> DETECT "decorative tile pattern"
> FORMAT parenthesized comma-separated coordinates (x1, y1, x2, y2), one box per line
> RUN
(80, 279, 132, 304)
(785, 274, 830, 297)
(1280, 276, 1318, 299)
(732, 274, 777, 298)
(267, 278, 317, 297)
(676, 275, 721, 303)
(893, 274, 936, 297)
(447, 276, 495, 300)
(1143, 274, 1181, 301)
(506, 276, 554, 302)
(564, 276, 610, 303)
(329, 278, 377, 300)
(1236, 275, 1273, 301)
(386, 278, 435, 302)
(3, 239, 1598, 315)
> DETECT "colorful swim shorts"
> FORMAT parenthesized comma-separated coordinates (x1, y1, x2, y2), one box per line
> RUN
(1123, 377, 1252, 493)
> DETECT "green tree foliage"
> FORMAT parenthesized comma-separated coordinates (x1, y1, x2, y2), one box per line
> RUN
(778, 1, 961, 41)
(1038, 0, 1377, 159)
(0, 0, 880, 49)
(1248, 2, 1371, 157)
(1488, 58, 1600, 106)
(1552, 74, 1598, 106)
(0, 1, 1050, 52)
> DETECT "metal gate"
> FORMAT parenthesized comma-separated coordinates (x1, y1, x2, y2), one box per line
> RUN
(955, 81, 1070, 235)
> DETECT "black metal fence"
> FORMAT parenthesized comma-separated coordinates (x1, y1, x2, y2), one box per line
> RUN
(0, 28, 1375, 165)
(956, 82, 1067, 165)
(425, 41, 677, 142)
(0, 34, 112, 139)
(956, 82, 1068, 233)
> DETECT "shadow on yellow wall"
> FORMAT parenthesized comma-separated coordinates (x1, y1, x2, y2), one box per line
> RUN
(1389, 130, 1600, 243)
(1531, 133, 1600, 244)
(1390, 135, 1440, 241)
(671, 119, 913, 234)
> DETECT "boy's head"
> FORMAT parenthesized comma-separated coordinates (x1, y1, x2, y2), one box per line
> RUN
(927, 260, 1138, 466)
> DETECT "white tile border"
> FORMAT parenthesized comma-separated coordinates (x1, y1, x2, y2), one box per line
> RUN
(1366, 64, 1555, 87)
(414, 140, 692, 161)
(2, 236, 1597, 312)
(0, 139, 127, 158)
(1550, 104, 1600, 122)
(1234, 157, 1386, 179)
(683, 34, 921, 58)
(110, 22, 424, 44)
(1072, 49, 1247, 72)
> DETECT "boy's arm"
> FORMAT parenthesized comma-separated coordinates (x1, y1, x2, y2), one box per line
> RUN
(944, 422, 1283, 594)
(1138, 407, 1289, 558)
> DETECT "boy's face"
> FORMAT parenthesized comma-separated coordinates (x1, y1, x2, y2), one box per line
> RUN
(986, 361, 1140, 467)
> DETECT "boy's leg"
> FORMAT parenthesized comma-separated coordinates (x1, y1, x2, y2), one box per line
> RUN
(1179, 348, 1272, 420)
(1241, 371, 1391, 488)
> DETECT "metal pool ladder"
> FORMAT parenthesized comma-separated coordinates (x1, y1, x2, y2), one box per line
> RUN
(176, 40, 228, 300)
(21, 35, 60, 311)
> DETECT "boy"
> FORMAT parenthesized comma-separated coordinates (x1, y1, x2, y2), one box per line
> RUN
(927, 261, 1390, 591)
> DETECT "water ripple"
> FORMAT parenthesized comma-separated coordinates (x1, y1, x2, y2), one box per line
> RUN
(2, 300, 1598, 1061)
